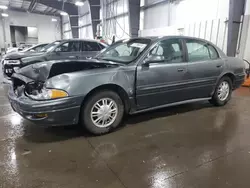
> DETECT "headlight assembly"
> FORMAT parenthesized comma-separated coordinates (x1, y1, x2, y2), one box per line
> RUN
(29, 88, 68, 100)
(25, 83, 69, 100)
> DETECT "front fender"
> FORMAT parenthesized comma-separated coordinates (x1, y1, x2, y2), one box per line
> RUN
(46, 66, 136, 98)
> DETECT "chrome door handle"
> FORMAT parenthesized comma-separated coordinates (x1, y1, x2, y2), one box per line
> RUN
(216, 65, 222, 68)
(69, 56, 76, 59)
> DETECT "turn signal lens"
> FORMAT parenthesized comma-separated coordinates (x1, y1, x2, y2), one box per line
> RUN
(49, 89, 68, 99)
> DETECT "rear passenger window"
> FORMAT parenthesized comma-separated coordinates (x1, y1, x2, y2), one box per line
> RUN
(83, 42, 101, 51)
(186, 39, 219, 62)
(55, 41, 81, 52)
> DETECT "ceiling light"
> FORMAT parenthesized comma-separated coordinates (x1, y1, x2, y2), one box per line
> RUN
(75, 1, 84, 6)
(52, 18, 57, 22)
(0, 5, 8, 10)
(1, 13, 9, 17)
(60, 11, 68, 16)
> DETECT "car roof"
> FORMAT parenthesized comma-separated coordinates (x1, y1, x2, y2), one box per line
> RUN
(55, 38, 104, 43)
(129, 35, 214, 43)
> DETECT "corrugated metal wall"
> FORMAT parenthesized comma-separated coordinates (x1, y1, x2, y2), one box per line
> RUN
(62, 15, 72, 39)
(139, 0, 250, 62)
(78, 1, 93, 39)
(101, 0, 130, 43)
(72, 0, 250, 62)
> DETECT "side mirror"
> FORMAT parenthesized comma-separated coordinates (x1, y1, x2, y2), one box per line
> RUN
(143, 55, 164, 66)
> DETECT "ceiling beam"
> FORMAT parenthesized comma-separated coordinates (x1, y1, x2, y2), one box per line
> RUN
(8, 7, 60, 17)
(44, 6, 51, 14)
(38, 0, 79, 38)
(28, 0, 38, 12)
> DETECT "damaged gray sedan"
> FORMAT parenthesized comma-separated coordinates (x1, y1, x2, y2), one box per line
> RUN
(8, 36, 245, 135)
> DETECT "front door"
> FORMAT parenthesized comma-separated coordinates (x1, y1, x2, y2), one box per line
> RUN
(136, 38, 189, 109)
(184, 39, 224, 99)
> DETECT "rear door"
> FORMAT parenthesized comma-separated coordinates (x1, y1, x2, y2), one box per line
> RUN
(49, 41, 81, 60)
(184, 39, 224, 99)
(81, 41, 103, 59)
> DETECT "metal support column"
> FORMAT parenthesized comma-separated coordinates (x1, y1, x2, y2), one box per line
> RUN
(39, 0, 79, 38)
(128, 0, 140, 37)
(88, 0, 100, 38)
(227, 0, 246, 56)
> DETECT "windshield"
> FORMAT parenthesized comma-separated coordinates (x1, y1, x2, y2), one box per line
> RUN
(96, 38, 151, 64)
(22, 44, 45, 52)
(40, 41, 61, 52)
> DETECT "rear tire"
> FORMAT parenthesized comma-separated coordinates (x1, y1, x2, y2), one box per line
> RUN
(210, 76, 232, 106)
(81, 90, 124, 135)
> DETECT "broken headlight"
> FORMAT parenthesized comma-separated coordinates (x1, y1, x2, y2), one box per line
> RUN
(25, 82, 68, 100)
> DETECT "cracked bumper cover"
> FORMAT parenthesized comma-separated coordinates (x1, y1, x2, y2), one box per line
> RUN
(8, 85, 84, 126)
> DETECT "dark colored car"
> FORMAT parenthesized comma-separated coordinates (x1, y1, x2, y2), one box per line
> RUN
(8, 36, 245, 135)
(2, 39, 107, 78)
(2, 43, 48, 77)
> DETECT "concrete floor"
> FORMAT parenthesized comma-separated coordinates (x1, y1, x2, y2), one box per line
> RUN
(1, 84, 250, 188)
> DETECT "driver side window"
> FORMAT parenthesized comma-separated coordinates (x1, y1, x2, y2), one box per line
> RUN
(148, 39, 184, 63)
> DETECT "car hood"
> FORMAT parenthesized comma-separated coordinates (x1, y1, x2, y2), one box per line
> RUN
(4, 51, 44, 60)
(12, 59, 122, 82)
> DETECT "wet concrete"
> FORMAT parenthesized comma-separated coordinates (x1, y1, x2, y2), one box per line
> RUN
(1, 84, 250, 188)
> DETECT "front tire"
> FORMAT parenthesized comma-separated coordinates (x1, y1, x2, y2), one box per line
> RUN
(210, 76, 232, 106)
(81, 90, 124, 135)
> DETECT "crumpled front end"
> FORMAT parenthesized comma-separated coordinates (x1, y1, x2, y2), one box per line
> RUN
(8, 73, 83, 126)
(8, 59, 121, 126)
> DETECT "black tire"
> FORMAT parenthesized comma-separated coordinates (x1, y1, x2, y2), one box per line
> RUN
(81, 90, 124, 135)
(210, 76, 233, 106)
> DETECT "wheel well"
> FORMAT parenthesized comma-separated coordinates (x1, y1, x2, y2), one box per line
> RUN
(211, 73, 236, 96)
(223, 73, 236, 85)
(82, 84, 131, 113)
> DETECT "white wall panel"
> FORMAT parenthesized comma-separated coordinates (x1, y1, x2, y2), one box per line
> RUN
(246, 0, 250, 15)
(173, 0, 229, 24)
(63, 23, 71, 32)
(78, 1, 93, 39)
(141, 0, 230, 30)
(101, 0, 129, 43)
(105, 0, 128, 19)
(114, 15, 130, 39)
(78, 1, 90, 15)
(79, 26, 93, 39)
(140, 17, 228, 53)
(0, 10, 61, 49)
(143, 3, 169, 29)
(63, 31, 73, 39)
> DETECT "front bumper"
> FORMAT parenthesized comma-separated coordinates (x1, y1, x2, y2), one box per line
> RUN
(8, 85, 84, 126)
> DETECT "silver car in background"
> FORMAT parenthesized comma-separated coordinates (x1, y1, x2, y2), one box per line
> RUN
(8, 36, 245, 135)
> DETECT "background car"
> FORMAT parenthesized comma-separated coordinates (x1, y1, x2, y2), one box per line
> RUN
(6, 44, 34, 54)
(2, 39, 108, 78)
(8, 36, 245, 135)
